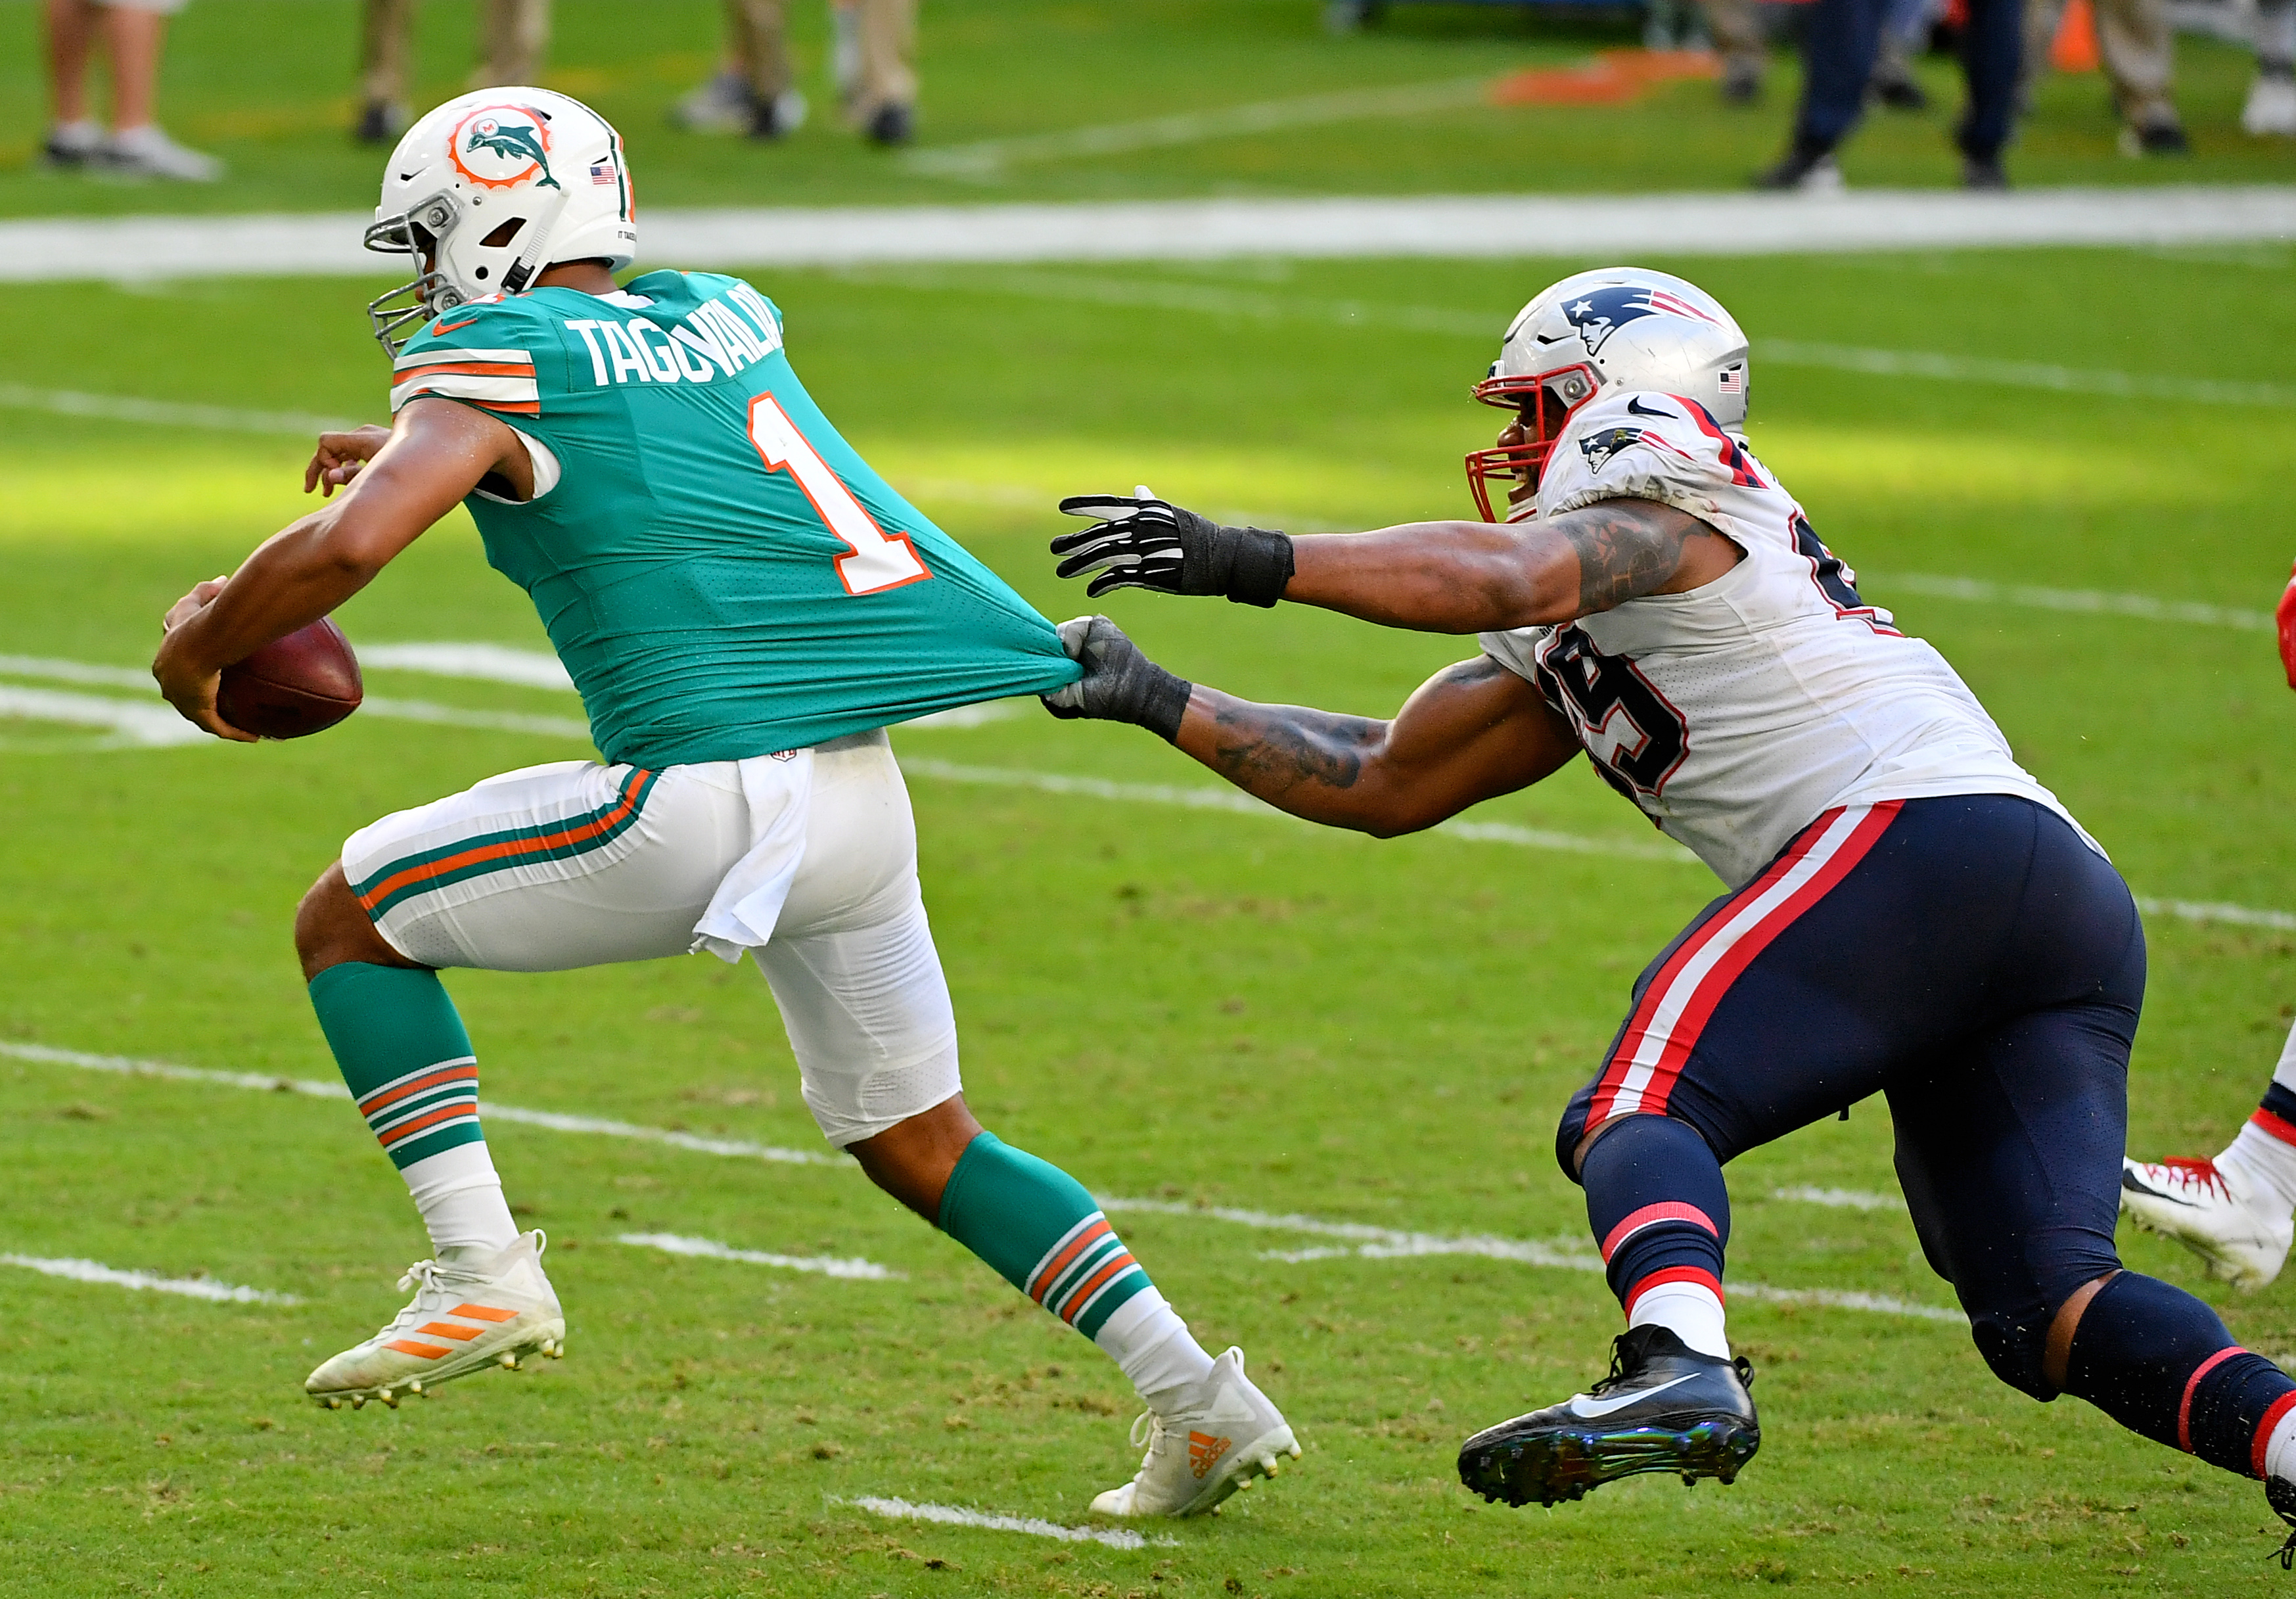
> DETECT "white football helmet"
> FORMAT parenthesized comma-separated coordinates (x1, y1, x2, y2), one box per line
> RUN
(1465, 267, 1751, 522)
(363, 87, 638, 355)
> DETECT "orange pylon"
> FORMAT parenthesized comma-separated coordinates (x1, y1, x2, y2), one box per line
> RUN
(2051, 0, 2100, 72)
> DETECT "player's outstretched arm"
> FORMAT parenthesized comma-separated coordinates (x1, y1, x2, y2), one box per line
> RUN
(1044, 616, 1578, 835)
(1051, 490, 1736, 634)
(153, 399, 525, 739)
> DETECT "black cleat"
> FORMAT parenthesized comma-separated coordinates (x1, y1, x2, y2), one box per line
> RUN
(1458, 1326, 1760, 1508)
(2270, 1475, 2296, 1569)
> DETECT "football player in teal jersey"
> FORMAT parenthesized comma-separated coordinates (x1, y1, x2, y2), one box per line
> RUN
(151, 87, 1296, 1518)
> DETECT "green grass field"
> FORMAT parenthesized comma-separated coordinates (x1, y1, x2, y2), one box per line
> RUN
(1, 0, 2290, 216)
(3, 241, 2295, 1596)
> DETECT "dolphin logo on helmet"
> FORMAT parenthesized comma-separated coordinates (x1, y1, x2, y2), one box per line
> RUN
(464, 116, 561, 189)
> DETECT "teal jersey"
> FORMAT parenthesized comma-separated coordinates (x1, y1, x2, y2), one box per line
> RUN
(386, 270, 1080, 767)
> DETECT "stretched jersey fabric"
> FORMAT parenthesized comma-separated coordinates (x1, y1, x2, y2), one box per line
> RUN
(1478, 388, 2081, 889)
(388, 271, 1080, 766)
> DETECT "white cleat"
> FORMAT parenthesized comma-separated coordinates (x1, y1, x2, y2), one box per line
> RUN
(2121, 1158, 2294, 1291)
(306, 1231, 564, 1407)
(2244, 74, 2296, 137)
(100, 124, 225, 182)
(1091, 1347, 1300, 1518)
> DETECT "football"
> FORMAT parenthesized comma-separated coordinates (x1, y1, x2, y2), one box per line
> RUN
(216, 617, 364, 739)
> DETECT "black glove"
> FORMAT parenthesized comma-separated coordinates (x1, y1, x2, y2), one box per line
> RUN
(1040, 615, 1193, 743)
(1051, 487, 1294, 607)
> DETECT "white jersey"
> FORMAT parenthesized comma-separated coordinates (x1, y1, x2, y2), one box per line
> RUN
(1479, 388, 2083, 889)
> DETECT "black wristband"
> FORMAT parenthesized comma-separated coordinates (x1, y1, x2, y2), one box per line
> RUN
(1176, 509, 1294, 608)
(1139, 665, 1194, 743)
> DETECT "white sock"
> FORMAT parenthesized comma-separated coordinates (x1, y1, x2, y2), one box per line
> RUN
(400, 1142, 519, 1262)
(1628, 1278, 1730, 1360)
(2266, 1404, 2296, 1484)
(2220, 1122, 2296, 1217)
(1093, 1286, 1217, 1405)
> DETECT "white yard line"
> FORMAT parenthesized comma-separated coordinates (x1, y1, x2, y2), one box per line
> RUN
(0, 1040, 843, 1167)
(0, 684, 209, 747)
(0, 381, 357, 434)
(845, 1496, 1176, 1550)
(0, 1252, 299, 1306)
(1870, 573, 2273, 630)
(1773, 1185, 1900, 1211)
(6, 188, 2296, 282)
(900, 78, 1494, 180)
(616, 1232, 901, 1280)
(0, 658, 2286, 928)
(857, 268, 2296, 409)
(1101, 1197, 1963, 1323)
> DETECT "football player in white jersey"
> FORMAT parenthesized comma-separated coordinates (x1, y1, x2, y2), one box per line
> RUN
(2118, 564, 2296, 1291)
(1037, 268, 2296, 1554)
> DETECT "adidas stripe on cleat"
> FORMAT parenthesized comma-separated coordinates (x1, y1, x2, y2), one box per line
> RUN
(306, 1230, 564, 1408)
(1091, 1347, 1300, 1518)
(1458, 1326, 1759, 1508)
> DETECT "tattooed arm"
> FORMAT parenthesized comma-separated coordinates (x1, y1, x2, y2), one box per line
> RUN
(1172, 655, 1581, 836)
(1277, 498, 1741, 634)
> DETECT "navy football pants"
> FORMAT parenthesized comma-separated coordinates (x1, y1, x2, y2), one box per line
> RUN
(1557, 794, 2143, 1396)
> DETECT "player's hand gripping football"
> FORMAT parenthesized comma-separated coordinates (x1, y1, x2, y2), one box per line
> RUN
(1052, 487, 1295, 607)
(305, 424, 393, 498)
(154, 576, 259, 742)
(1041, 615, 1193, 743)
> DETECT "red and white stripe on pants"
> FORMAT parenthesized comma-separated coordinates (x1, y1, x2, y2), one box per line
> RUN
(1587, 802, 1902, 1126)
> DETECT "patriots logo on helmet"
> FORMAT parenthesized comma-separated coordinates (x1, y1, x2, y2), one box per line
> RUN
(1578, 426, 1647, 472)
(1563, 285, 1720, 358)
(449, 104, 561, 191)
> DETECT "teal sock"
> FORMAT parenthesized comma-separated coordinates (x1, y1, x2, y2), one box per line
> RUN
(309, 962, 484, 1169)
(938, 1132, 1153, 1339)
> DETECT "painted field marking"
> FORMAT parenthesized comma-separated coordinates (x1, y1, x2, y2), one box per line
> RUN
(6, 187, 2296, 283)
(0, 655, 2286, 927)
(854, 268, 2296, 409)
(0, 1040, 1956, 1325)
(0, 684, 208, 747)
(1101, 1197, 1964, 1323)
(0, 1040, 843, 1167)
(1870, 572, 2273, 631)
(0, 1252, 300, 1306)
(0, 381, 357, 435)
(901, 77, 1493, 180)
(616, 1232, 902, 1280)
(1774, 1186, 1900, 1211)
(845, 1495, 1177, 1550)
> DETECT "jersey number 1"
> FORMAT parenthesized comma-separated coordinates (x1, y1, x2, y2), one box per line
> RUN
(747, 395, 930, 595)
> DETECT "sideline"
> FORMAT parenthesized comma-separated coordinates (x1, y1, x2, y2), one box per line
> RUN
(3, 188, 2294, 282)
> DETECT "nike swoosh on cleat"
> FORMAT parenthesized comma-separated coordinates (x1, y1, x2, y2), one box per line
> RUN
(1567, 1372, 1698, 1419)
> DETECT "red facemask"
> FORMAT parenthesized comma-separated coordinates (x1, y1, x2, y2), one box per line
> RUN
(1461, 363, 1600, 522)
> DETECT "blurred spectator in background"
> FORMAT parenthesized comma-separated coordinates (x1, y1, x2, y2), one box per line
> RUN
(356, 0, 551, 145)
(1703, 0, 1770, 103)
(672, 0, 812, 139)
(1755, 0, 2021, 189)
(1868, 0, 1939, 108)
(41, 0, 222, 180)
(2022, 0, 2188, 154)
(674, 0, 915, 145)
(2251, 0, 2296, 135)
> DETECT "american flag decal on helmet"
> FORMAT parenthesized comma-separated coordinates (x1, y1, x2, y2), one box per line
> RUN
(1718, 365, 1746, 394)
(588, 159, 616, 185)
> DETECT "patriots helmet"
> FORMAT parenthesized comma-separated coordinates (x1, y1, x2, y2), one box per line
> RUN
(363, 87, 638, 356)
(1465, 267, 1750, 522)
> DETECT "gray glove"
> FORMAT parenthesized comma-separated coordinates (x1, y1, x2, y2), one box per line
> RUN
(1040, 614, 1193, 743)
(1051, 486, 1293, 607)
